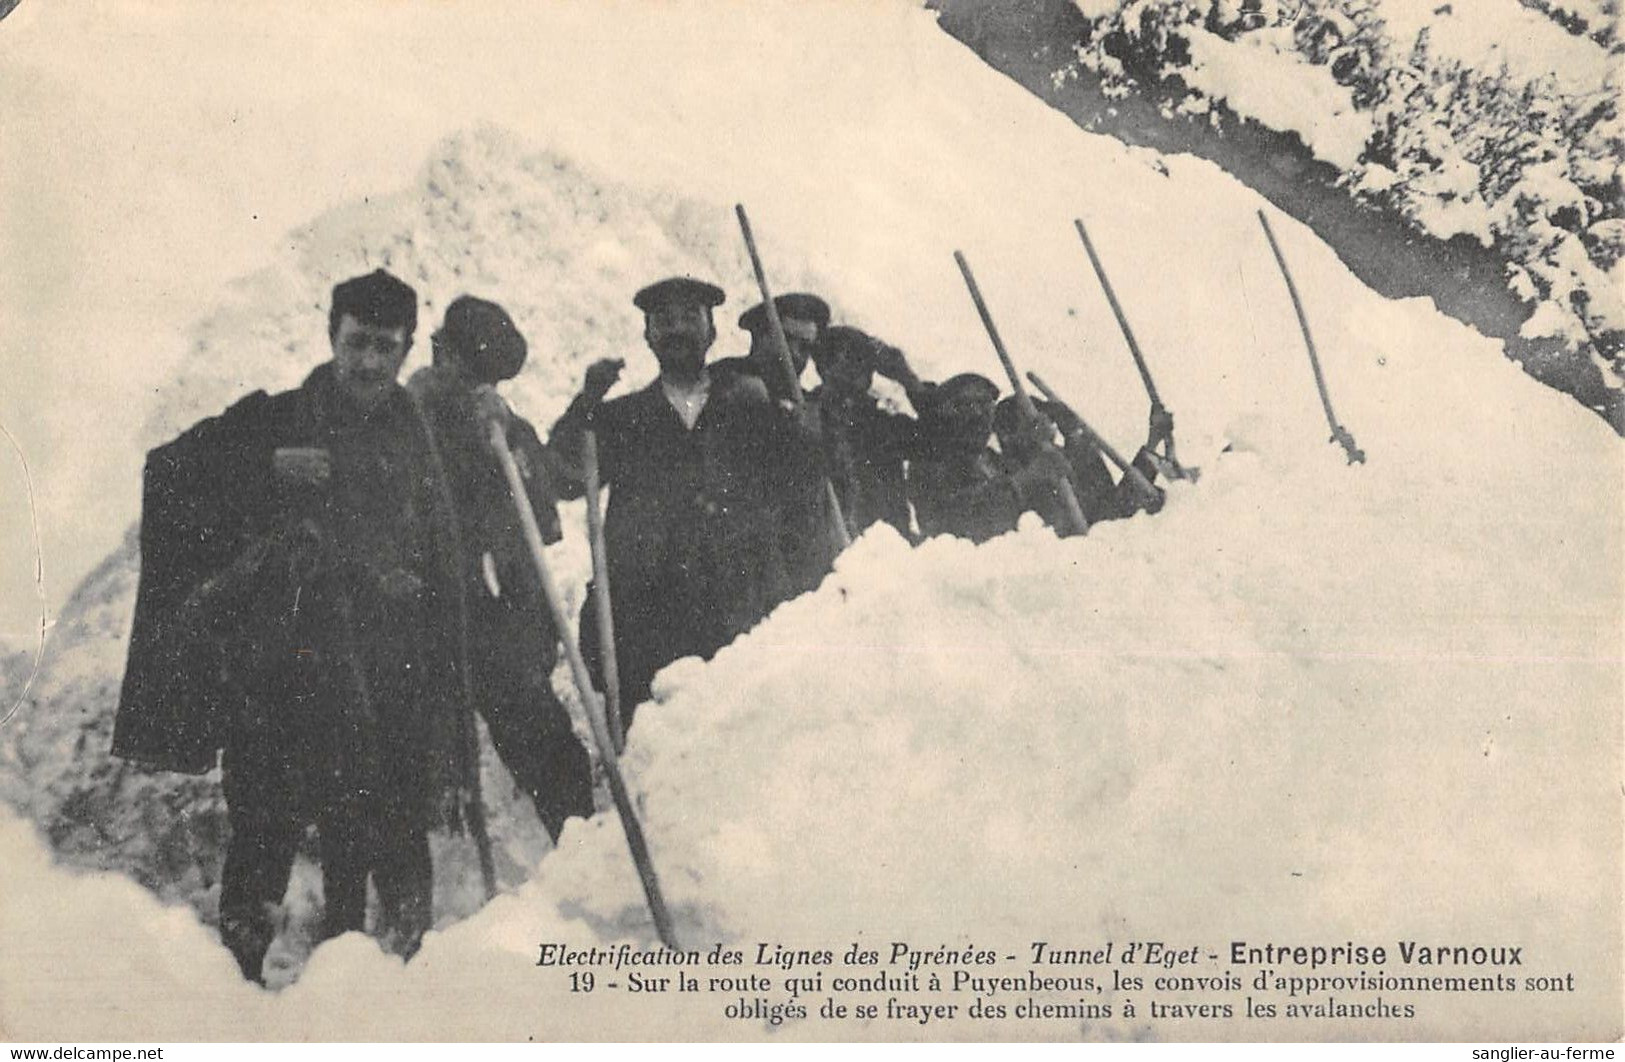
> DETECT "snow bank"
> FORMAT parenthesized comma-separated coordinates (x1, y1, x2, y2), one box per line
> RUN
(1, 0, 1620, 1044)
(3, 394, 1620, 1039)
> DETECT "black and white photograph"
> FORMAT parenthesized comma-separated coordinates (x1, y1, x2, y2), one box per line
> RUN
(0, 0, 1620, 1044)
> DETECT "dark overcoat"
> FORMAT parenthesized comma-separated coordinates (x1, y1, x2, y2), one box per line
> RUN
(551, 373, 819, 708)
(114, 364, 472, 823)
(407, 364, 564, 617)
(909, 447, 1027, 544)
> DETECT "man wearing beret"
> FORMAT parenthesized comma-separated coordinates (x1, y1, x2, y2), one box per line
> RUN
(114, 269, 475, 982)
(549, 277, 822, 719)
(407, 296, 596, 844)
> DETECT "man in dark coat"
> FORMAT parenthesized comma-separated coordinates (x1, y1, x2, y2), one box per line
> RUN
(407, 295, 595, 843)
(114, 269, 473, 982)
(909, 373, 1063, 544)
(807, 325, 936, 542)
(993, 396, 1168, 530)
(709, 293, 845, 592)
(550, 277, 822, 720)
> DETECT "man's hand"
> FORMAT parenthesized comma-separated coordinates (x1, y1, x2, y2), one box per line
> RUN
(786, 398, 824, 444)
(1043, 401, 1083, 439)
(725, 374, 772, 407)
(583, 358, 625, 403)
(1012, 444, 1073, 499)
(1148, 406, 1175, 450)
(1018, 404, 1061, 447)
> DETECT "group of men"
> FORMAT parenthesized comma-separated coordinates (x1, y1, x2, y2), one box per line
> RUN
(113, 267, 1171, 984)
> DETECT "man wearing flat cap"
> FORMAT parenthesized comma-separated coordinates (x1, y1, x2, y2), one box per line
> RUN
(910, 372, 1083, 543)
(705, 292, 844, 592)
(115, 268, 475, 982)
(549, 276, 822, 718)
(711, 291, 831, 404)
(408, 295, 595, 845)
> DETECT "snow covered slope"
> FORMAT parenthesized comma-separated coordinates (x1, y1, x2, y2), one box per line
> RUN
(1, 0, 1619, 1043)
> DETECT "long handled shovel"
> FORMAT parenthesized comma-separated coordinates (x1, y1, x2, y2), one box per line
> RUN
(1256, 210, 1365, 465)
(1074, 218, 1200, 482)
(487, 421, 681, 950)
(953, 250, 1091, 536)
(735, 204, 853, 551)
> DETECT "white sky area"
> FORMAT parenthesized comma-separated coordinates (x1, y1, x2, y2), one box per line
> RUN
(0, 0, 1025, 644)
(0, 0, 1620, 1043)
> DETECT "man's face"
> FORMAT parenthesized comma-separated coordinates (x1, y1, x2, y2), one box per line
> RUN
(750, 316, 819, 374)
(819, 343, 874, 398)
(644, 302, 715, 377)
(938, 387, 997, 452)
(331, 313, 410, 410)
(995, 417, 1033, 461)
(780, 316, 820, 376)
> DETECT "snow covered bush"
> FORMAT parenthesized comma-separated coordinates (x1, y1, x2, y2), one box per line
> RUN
(1068, 0, 1625, 386)
(1517, 0, 1620, 47)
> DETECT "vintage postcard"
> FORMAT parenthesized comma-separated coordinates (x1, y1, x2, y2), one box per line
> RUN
(0, 0, 1619, 1044)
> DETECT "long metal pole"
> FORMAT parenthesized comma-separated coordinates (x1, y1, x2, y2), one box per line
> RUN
(953, 250, 1090, 536)
(488, 423, 680, 950)
(1075, 219, 1160, 406)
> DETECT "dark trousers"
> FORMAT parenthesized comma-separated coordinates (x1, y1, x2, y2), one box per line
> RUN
(217, 793, 430, 982)
(578, 566, 746, 728)
(218, 680, 432, 984)
(579, 583, 680, 729)
(469, 592, 594, 841)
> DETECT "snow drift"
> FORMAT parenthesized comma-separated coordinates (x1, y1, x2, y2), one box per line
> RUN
(1, 0, 1620, 1043)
